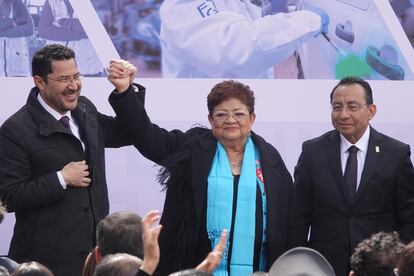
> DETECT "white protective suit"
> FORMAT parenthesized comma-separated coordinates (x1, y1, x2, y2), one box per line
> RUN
(160, 0, 322, 78)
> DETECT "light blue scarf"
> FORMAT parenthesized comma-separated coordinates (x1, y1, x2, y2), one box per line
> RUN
(207, 137, 257, 276)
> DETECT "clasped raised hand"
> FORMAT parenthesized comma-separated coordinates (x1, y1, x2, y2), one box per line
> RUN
(107, 59, 137, 93)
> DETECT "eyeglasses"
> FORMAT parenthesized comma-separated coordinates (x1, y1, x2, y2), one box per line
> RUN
(331, 103, 369, 113)
(212, 111, 250, 122)
(46, 73, 83, 84)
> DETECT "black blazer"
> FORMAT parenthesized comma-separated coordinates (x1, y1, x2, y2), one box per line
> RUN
(123, 88, 300, 275)
(293, 127, 414, 276)
(0, 86, 141, 276)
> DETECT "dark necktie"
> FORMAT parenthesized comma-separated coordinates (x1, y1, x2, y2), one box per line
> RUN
(344, 145, 358, 204)
(59, 115, 71, 131)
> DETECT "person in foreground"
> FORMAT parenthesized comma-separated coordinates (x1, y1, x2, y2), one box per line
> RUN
(118, 77, 299, 275)
(82, 211, 145, 276)
(0, 44, 141, 276)
(293, 76, 414, 276)
(88, 209, 225, 276)
(349, 231, 404, 276)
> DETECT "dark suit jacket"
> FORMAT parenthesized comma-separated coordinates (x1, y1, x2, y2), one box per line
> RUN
(122, 88, 300, 275)
(293, 127, 414, 276)
(0, 86, 142, 276)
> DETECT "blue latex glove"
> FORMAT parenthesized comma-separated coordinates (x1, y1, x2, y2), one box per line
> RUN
(306, 5, 329, 35)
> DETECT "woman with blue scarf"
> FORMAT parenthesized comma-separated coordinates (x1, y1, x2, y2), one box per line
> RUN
(124, 80, 300, 275)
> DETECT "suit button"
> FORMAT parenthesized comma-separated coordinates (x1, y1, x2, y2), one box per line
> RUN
(84, 206, 90, 212)
(349, 217, 354, 222)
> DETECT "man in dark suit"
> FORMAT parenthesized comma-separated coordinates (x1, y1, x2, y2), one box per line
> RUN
(293, 76, 414, 276)
(0, 44, 142, 276)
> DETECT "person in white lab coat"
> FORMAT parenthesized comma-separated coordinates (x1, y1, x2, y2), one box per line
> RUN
(38, 0, 104, 76)
(0, 0, 34, 77)
(159, 0, 326, 78)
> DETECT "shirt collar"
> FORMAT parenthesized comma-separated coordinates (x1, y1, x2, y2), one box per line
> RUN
(37, 93, 72, 121)
(340, 126, 370, 154)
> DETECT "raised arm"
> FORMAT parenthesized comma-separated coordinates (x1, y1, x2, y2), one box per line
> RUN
(107, 61, 189, 163)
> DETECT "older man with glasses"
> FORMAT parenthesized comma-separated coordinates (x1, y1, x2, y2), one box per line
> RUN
(293, 76, 414, 276)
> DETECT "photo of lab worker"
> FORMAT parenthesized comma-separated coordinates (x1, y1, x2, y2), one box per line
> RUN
(38, 0, 104, 76)
(0, 0, 34, 77)
(159, 0, 328, 78)
(91, 0, 162, 78)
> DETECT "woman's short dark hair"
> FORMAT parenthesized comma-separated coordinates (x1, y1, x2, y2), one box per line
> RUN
(207, 80, 255, 115)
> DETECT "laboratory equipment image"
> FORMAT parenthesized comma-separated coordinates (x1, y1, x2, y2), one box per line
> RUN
(296, 0, 414, 80)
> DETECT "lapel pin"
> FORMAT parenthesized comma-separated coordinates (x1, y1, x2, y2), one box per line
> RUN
(375, 146, 380, 153)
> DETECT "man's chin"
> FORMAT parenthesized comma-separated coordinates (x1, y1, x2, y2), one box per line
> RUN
(336, 125, 354, 133)
(63, 101, 78, 111)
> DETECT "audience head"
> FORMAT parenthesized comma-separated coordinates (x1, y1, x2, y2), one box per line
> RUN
(268, 246, 335, 276)
(350, 231, 405, 276)
(329, 76, 376, 144)
(93, 253, 142, 276)
(31, 44, 82, 114)
(96, 211, 143, 260)
(81, 248, 98, 276)
(207, 80, 256, 145)
(0, 199, 6, 224)
(12, 262, 53, 276)
(397, 240, 414, 276)
(169, 269, 213, 276)
(330, 76, 374, 105)
(32, 44, 76, 80)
